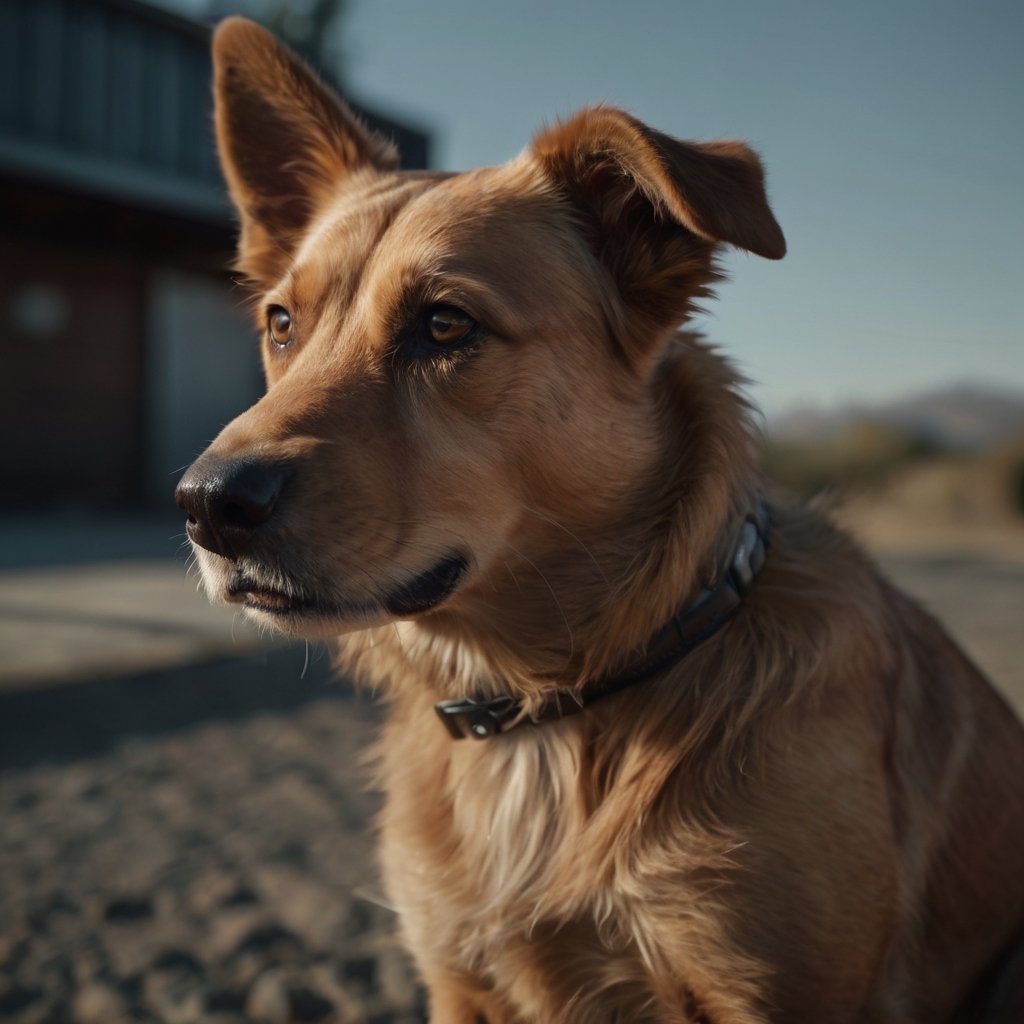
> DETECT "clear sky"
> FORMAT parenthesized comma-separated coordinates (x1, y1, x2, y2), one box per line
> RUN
(159, 0, 1023, 418)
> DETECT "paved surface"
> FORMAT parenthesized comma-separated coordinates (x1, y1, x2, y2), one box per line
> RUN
(0, 515, 287, 691)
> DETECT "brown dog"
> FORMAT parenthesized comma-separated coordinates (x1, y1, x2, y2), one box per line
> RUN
(177, 18, 1024, 1023)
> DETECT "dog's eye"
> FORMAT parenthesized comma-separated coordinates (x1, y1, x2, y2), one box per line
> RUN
(427, 306, 477, 346)
(267, 306, 293, 348)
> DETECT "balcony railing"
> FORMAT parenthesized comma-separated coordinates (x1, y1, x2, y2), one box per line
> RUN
(0, 0, 427, 224)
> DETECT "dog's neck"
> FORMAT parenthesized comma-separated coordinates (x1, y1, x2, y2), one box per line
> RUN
(436, 497, 769, 738)
(342, 335, 762, 708)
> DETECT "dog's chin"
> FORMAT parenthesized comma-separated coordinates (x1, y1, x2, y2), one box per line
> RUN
(202, 553, 470, 638)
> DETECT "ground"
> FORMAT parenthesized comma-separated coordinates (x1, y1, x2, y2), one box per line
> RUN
(0, 529, 1021, 1023)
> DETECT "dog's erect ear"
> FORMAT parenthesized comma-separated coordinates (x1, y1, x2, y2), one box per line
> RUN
(529, 107, 785, 341)
(212, 17, 398, 286)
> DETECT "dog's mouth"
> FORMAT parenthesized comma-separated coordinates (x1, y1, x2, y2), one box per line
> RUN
(227, 575, 318, 617)
(223, 553, 469, 625)
(233, 584, 307, 614)
(383, 554, 468, 617)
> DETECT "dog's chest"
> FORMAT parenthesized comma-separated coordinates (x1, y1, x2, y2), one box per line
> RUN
(383, 718, 770, 1020)
(448, 731, 581, 918)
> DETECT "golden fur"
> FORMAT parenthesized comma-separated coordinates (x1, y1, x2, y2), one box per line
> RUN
(179, 18, 1024, 1022)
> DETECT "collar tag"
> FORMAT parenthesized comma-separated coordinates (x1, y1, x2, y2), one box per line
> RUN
(729, 510, 768, 595)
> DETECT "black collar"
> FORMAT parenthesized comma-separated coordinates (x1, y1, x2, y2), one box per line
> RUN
(435, 499, 770, 740)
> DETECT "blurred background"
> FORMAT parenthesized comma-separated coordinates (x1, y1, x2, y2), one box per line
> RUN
(0, 1, 1020, 1022)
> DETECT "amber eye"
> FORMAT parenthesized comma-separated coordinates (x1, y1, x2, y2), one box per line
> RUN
(267, 306, 292, 348)
(427, 307, 476, 346)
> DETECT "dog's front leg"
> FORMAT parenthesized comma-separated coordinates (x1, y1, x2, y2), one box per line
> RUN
(426, 971, 518, 1024)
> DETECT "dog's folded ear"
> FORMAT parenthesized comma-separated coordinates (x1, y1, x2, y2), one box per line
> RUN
(212, 17, 398, 286)
(529, 107, 785, 344)
(531, 106, 785, 261)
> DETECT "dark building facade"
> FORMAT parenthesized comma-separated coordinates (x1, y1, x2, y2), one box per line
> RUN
(0, 0, 429, 510)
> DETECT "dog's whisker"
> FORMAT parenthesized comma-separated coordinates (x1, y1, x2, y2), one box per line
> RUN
(352, 886, 398, 915)
(389, 621, 408, 660)
(500, 558, 520, 591)
(498, 539, 574, 664)
(519, 504, 610, 587)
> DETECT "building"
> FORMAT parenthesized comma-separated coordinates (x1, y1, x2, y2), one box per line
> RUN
(0, 0, 429, 510)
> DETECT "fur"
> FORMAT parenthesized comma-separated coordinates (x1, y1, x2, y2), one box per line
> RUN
(178, 18, 1024, 1022)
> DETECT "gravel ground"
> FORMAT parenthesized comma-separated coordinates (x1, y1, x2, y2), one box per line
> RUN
(1, 554, 1021, 1024)
(0, 677, 423, 1024)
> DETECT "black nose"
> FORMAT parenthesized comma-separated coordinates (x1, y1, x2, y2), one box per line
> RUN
(175, 457, 291, 560)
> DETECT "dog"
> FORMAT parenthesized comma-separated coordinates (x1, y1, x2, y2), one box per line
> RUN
(176, 18, 1024, 1023)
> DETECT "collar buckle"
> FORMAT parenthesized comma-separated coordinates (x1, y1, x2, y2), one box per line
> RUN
(435, 696, 521, 740)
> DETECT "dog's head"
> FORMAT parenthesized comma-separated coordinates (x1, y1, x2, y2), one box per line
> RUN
(177, 18, 784, 658)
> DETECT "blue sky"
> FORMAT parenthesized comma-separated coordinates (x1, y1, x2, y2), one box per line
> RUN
(159, 0, 1023, 417)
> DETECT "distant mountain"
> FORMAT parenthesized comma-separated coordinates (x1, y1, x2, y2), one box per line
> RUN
(769, 384, 1024, 452)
